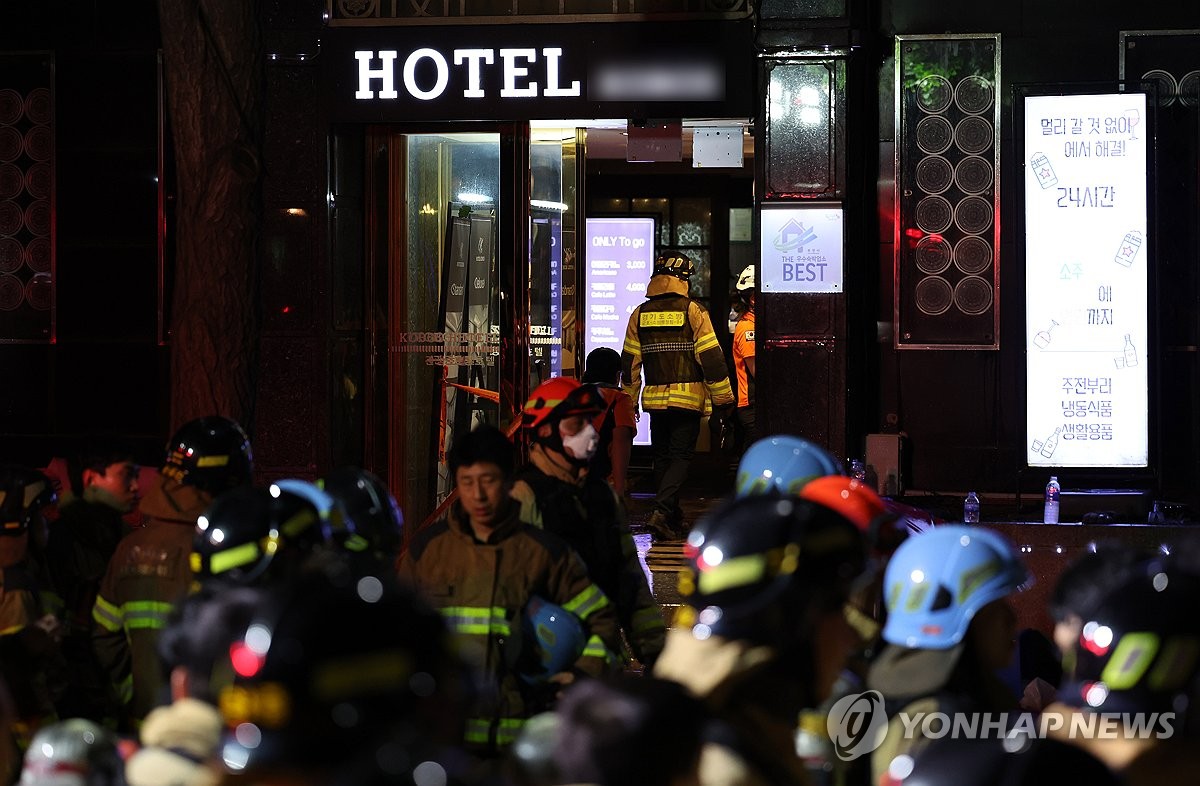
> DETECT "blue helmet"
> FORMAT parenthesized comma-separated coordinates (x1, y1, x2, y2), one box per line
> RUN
(272, 478, 350, 545)
(521, 595, 587, 683)
(735, 435, 842, 498)
(881, 525, 1030, 649)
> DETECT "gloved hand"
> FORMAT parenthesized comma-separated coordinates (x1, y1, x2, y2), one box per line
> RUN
(714, 402, 736, 422)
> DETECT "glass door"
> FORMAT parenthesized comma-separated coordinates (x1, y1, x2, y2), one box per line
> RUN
(376, 124, 582, 530)
(386, 130, 503, 528)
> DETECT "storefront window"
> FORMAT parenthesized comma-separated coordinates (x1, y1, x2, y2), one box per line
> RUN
(398, 132, 501, 516)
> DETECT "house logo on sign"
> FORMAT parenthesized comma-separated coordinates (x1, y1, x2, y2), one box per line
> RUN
(773, 219, 817, 252)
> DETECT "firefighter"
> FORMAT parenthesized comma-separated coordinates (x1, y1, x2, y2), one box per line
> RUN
(399, 422, 622, 757)
(621, 252, 734, 540)
(510, 377, 667, 671)
(0, 467, 61, 753)
(92, 416, 253, 725)
(212, 569, 474, 785)
(731, 264, 757, 449)
(653, 493, 867, 786)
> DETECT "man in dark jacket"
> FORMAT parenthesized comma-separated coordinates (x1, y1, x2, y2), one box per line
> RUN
(43, 439, 139, 720)
(510, 377, 667, 671)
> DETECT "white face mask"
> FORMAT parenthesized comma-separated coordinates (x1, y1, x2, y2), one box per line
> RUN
(560, 421, 599, 462)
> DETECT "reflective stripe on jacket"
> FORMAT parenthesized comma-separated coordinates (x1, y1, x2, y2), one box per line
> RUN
(397, 498, 622, 755)
(622, 274, 734, 413)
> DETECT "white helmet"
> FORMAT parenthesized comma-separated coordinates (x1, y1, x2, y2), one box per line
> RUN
(21, 719, 124, 786)
(735, 264, 755, 292)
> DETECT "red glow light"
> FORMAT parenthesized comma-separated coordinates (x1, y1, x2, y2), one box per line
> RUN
(230, 641, 264, 678)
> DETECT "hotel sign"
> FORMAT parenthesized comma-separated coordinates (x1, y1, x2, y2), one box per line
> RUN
(323, 21, 755, 121)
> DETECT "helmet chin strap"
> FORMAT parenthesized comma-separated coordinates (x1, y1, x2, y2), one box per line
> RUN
(532, 428, 588, 474)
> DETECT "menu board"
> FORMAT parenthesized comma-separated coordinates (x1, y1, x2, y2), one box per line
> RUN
(1024, 92, 1148, 468)
(584, 217, 654, 446)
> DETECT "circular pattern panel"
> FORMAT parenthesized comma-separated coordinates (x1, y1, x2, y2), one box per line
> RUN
(915, 195, 954, 234)
(0, 200, 22, 235)
(1179, 70, 1200, 108)
(25, 163, 50, 199)
(24, 126, 51, 162)
(955, 76, 994, 114)
(24, 89, 51, 125)
(915, 276, 953, 316)
(0, 164, 22, 200)
(954, 156, 993, 195)
(25, 273, 51, 311)
(955, 276, 994, 315)
(0, 237, 23, 273)
(953, 236, 993, 275)
(954, 116, 993, 155)
(955, 196, 993, 235)
(25, 237, 50, 273)
(915, 155, 954, 194)
(1141, 69, 1177, 107)
(915, 235, 952, 275)
(914, 76, 953, 113)
(25, 200, 50, 236)
(0, 273, 23, 310)
(0, 89, 22, 125)
(0, 127, 21, 162)
(916, 115, 953, 154)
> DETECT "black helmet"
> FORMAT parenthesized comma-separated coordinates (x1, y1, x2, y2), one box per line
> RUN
(213, 570, 468, 778)
(319, 467, 404, 556)
(677, 494, 866, 647)
(0, 466, 55, 536)
(162, 416, 253, 494)
(191, 485, 325, 586)
(652, 252, 695, 281)
(1059, 557, 1200, 714)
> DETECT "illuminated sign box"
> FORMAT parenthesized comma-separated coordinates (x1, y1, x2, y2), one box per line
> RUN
(1023, 92, 1148, 468)
(760, 204, 844, 293)
(584, 217, 654, 446)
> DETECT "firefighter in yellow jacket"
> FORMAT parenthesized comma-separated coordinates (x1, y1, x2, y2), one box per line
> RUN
(92, 416, 253, 726)
(621, 252, 734, 539)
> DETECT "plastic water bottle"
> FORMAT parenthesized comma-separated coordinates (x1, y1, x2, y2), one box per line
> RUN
(1044, 476, 1061, 524)
(963, 491, 980, 524)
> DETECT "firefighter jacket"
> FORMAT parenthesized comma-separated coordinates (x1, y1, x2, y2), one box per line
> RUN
(0, 555, 62, 748)
(654, 627, 811, 786)
(621, 274, 734, 414)
(92, 474, 210, 722)
(509, 447, 666, 668)
(397, 497, 621, 755)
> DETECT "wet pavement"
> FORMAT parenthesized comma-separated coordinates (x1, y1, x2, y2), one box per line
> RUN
(625, 460, 734, 626)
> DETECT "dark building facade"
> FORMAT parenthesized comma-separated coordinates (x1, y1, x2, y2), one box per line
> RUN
(3, 1, 1198, 522)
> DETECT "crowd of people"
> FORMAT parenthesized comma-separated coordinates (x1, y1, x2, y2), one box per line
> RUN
(2, 256, 1199, 785)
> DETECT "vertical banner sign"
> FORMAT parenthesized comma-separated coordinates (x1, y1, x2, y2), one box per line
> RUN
(1024, 93, 1148, 468)
(531, 210, 563, 378)
(585, 217, 654, 446)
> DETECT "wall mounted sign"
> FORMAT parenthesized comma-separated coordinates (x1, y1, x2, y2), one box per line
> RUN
(323, 21, 755, 122)
(1023, 92, 1148, 468)
(759, 204, 844, 293)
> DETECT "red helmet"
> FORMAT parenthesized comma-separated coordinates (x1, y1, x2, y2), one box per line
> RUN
(798, 475, 907, 554)
(522, 378, 605, 430)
